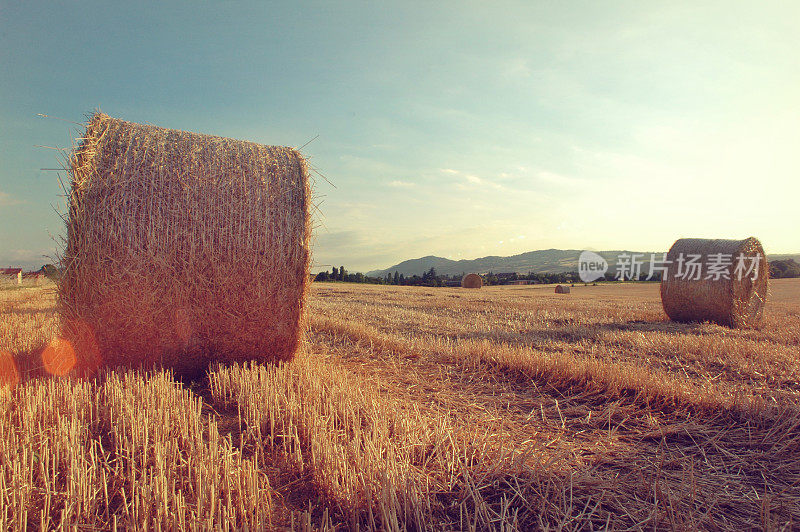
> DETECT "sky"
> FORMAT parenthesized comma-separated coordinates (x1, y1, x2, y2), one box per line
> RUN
(1, 1, 798, 273)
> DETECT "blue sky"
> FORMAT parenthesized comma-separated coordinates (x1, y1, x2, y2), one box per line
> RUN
(1, 1, 798, 272)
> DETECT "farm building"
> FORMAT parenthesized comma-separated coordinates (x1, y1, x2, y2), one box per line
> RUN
(0, 268, 22, 286)
(22, 271, 44, 285)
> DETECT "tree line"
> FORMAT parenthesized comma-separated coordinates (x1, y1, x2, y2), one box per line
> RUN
(314, 260, 800, 286)
(313, 267, 650, 286)
(770, 259, 800, 279)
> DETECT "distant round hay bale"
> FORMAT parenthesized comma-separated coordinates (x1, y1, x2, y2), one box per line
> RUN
(461, 273, 483, 288)
(554, 285, 570, 294)
(660, 237, 768, 328)
(60, 113, 311, 377)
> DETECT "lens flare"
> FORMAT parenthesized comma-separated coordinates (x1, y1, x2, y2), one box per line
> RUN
(42, 337, 77, 377)
(0, 350, 19, 388)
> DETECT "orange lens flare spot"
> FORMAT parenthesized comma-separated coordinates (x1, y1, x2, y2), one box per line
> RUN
(0, 350, 19, 388)
(42, 337, 77, 377)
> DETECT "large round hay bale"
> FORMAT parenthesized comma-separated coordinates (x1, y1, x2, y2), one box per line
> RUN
(554, 285, 570, 294)
(660, 237, 768, 328)
(60, 113, 311, 377)
(461, 273, 483, 288)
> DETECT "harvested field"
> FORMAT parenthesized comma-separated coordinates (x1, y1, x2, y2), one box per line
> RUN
(2, 279, 800, 529)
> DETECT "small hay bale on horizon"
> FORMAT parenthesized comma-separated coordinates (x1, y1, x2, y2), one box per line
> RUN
(660, 237, 768, 328)
(554, 284, 570, 294)
(461, 273, 483, 289)
(60, 113, 311, 377)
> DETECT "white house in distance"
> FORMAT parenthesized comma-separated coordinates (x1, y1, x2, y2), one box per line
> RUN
(0, 268, 23, 286)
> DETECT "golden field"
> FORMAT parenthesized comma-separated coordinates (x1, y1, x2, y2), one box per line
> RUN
(1, 279, 799, 530)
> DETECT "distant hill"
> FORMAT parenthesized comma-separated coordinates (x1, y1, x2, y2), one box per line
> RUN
(367, 250, 800, 277)
(769, 254, 800, 263)
(368, 249, 642, 277)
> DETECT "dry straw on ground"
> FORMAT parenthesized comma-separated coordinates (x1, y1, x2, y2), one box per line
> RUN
(60, 113, 311, 377)
(5, 279, 800, 528)
(554, 284, 570, 294)
(461, 273, 482, 289)
(661, 237, 768, 328)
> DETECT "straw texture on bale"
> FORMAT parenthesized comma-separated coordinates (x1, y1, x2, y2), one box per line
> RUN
(60, 113, 311, 376)
(461, 273, 483, 289)
(554, 285, 571, 294)
(660, 237, 768, 329)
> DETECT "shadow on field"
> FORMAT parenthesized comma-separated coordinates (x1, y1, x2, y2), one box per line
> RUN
(0, 307, 52, 317)
(7, 343, 213, 388)
(600, 319, 703, 334)
(1, 345, 52, 388)
(461, 319, 715, 346)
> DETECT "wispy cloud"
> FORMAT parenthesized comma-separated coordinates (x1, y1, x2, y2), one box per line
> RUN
(311, 230, 400, 273)
(502, 57, 532, 80)
(439, 168, 504, 190)
(0, 248, 54, 270)
(388, 180, 415, 188)
(0, 191, 22, 206)
(535, 170, 585, 188)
